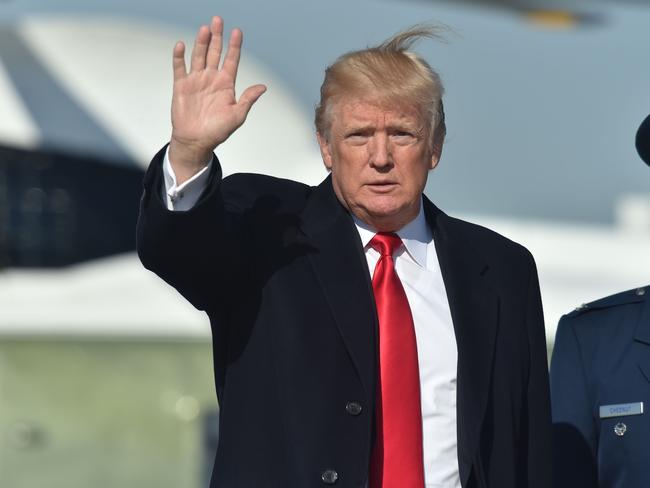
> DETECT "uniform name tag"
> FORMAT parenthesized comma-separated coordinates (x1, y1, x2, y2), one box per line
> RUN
(599, 402, 644, 418)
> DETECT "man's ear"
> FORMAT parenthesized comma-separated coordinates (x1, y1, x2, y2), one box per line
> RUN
(317, 132, 333, 170)
(430, 141, 442, 170)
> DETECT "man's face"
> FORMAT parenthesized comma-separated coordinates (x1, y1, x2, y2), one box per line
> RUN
(317, 98, 440, 232)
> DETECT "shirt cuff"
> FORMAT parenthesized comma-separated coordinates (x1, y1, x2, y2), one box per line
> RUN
(162, 146, 212, 211)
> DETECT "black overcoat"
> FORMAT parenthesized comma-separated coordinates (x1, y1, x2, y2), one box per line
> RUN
(137, 146, 552, 487)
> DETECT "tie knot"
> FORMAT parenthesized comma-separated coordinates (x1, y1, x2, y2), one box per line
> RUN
(370, 232, 403, 257)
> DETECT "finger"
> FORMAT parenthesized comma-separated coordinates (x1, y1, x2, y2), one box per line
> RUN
(206, 16, 224, 70)
(236, 84, 267, 121)
(221, 28, 243, 83)
(190, 25, 210, 72)
(172, 41, 187, 81)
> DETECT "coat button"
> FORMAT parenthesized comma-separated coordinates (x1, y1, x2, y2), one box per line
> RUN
(345, 402, 362, 416)
(614, 422, 627, 436)
(321, 469, 338, 484)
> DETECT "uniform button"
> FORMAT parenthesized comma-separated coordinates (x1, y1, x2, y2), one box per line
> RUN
(614, 422, 627, 436)
(345, 401, 362, 416)
(321, 470, 338, 484)
(636, 288, 646, 296)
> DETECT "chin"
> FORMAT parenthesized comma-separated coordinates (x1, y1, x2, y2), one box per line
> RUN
(365, 193, 422, 226)
(355, 201, 410, 230)
(362, 198, 403, 218)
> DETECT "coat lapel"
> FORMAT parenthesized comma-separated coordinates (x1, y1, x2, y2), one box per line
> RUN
(423, 198, 499, 487)
(633, 290, 650, 383)
(299, 176, 378, 400)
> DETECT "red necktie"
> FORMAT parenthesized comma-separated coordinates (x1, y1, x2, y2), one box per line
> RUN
(369, 233, 425, 488)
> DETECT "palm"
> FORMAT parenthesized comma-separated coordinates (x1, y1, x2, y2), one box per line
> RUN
(172, 69, 241, 148)
(170, 17, 266, 158)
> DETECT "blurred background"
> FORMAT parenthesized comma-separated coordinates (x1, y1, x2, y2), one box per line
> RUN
(1, 0, 649, 486)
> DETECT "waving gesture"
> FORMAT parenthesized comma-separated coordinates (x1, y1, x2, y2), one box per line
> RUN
(169, 17, 267, 183)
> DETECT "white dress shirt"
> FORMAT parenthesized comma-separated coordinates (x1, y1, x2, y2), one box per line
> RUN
(353, 211, 460, 488)
(163, 152, 212, 211)
(163, 151, 461, 487)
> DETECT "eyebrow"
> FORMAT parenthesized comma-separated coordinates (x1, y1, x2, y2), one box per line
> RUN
(343, 124, 374, 133)
(343, 120, 421, 131)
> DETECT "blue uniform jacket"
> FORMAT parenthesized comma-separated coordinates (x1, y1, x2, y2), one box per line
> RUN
(550, 286, 650, 488)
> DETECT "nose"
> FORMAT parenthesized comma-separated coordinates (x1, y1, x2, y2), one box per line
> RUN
(369, 133, 392, 170)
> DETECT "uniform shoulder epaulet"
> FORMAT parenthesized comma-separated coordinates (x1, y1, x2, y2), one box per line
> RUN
(566, 286, 648, 318)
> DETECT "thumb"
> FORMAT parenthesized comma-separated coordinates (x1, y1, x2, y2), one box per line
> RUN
(236, 84, 267, 120)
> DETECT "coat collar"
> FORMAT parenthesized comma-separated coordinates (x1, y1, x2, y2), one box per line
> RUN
(633, 288, 650, 345)
(632, 288, 650, 384)
(299, 176, 378, 401)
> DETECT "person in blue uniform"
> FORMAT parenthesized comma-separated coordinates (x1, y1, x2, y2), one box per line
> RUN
(550, 113, 650, 488)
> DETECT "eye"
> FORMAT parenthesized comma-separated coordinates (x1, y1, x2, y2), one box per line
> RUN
(390, 130, 417, 144)
(345, 129, 369, 137)
(344, 130, 370, 144)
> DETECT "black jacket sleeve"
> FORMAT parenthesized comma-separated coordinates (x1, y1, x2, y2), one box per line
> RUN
(524, 253, 554, 487)
(136, 145, 247, 315)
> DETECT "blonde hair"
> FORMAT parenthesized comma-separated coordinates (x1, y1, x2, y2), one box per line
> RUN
(314, 25, 446, 155)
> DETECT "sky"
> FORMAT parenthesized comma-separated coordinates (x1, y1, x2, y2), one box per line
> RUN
(2, 0, 650, 224)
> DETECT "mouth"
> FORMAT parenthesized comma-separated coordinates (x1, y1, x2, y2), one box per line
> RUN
(366, 182, 398, 193)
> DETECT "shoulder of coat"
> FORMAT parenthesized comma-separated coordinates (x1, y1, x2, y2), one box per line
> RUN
(565, 286, 648, 318)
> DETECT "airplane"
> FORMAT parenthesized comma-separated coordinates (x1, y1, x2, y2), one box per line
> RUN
(0, 1, 649, 487)
(402, 0, 650, 27)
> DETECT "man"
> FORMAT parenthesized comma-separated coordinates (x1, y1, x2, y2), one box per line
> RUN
(137, 16, 552, 487)
(550, 113, 650, 488)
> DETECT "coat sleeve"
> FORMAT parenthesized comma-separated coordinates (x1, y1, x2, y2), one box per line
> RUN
(550, 315, 598, 488)
(524, 254, 554, 487)
(136, 144, 247, 315)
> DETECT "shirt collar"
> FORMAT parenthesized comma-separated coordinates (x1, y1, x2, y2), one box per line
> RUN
(353, 199, 431, 268)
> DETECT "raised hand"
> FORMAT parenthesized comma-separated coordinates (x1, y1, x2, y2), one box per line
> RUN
(169, 16, 267, 183)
